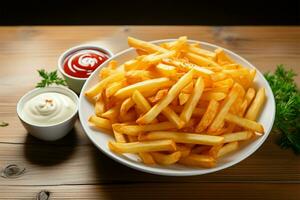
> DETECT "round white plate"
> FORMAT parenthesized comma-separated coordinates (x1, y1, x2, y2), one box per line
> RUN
(79, 39, 275, 176)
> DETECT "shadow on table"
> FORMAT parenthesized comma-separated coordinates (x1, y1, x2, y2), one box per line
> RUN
(23, 128, 78, 166)
(87, 147, 219, 199)
(85, 133, 297, 199)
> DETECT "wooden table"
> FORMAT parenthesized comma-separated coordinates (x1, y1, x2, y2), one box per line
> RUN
(0, 26, 299, 199)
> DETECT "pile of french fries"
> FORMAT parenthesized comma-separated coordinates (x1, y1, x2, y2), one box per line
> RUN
(85, 36, 266, 168)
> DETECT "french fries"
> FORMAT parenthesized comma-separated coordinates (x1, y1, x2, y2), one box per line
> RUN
(161, 106, 185, 128)
(185, 52, 221, 69)
(224, 113, 264, 133)
(89, 115, 112, 130)
(208, 83, 242, 134)
(113, 130, 127, 143)
(222, 131, 253, 143)
(101, 106, 120, 122)
(148, 89, 168, 103)
(195, 99, 219, 133)
(187, 45, 216, 60)
(245, 88, 266, 120)
(139, 152, 156, 164)
(217, 142, 239, 158)
(200, 92, 226, 101)
(215, 48, 234, 66)
(108, 139, 176, 153)
(105, 81, 124, 98)
(162, 58, 214, 76)
(180, 77, 204, 122)
(139, 131, 224, 145)
(151, 151, 181, 165)
(114, 77, 172, 99)
(156, 63, 177, 77)
(85, 72, 125, 99)
(85, 36, 267, 168)
(137, 69, 194, 124)
(120, 98, 135, 118)
(95, 96, 105, 116)
(128, 36, 167, 54)
(179, 154, 216, 168)
(112, 122, 176, 136)
(179, 93, 190, 105)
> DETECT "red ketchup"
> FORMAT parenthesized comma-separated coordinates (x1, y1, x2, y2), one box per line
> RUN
(63, 49, 109, 78)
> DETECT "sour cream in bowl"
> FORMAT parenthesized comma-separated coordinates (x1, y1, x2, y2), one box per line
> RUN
(17, 87, 79, 141)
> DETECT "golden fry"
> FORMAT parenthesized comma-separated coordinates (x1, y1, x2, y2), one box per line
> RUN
(208, 83, 242, 133)
(162, 58, 214, 76)
(128, 36, 167, 54)
(89, 115, 112, 130)
(120, 98, 135, 118)
(185, 52, 221, 69)
(112, 122, 176, 136)
(179, 154, 216, 168)
(114, 77, 172, 99)
(101, 106, 120, 122)
(162, 106, 185, 128)
(245, 88, 265, 120)
(187, 45, 216, 59)
(151, 151, 181, 165)
(137, 69, 194, 124)
(148, 89, 168, 103)
(156, 63, 177, 77)
(179, 93, 190, 105)
(222, 131, 253, 143)
(139, 152, 156, 164)
(170, 105, 206, 117)
(108, 139, 176, 153)
(196, 99, 219, 133)
(113, 130, 127, 143)
(125, 70, 152, 84)
(105, 81, 124, 98)
(95, 96, 105, 117)
(85, 72, 125, 99)
(217, 142, 239, 157)
(140, 131, 224, 145)
(225, 113, 264, 133)
(201, 92, 226, 101)
(182, 81, 194, 93)
(180, 77, 204, 122)
(215, 48, 234, 65)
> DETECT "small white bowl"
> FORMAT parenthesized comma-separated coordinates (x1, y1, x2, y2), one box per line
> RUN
(58, 45, 113, 94)
(79, 39, 276, 176)
(17, 86, 79, 141)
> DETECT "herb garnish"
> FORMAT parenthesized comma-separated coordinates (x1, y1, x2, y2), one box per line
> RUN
(36, 69, 67, 88)
(264, 65, 300, 153)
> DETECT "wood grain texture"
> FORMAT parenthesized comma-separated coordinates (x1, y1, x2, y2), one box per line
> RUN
(1, 183, 299, 200)
(0, 26, 299, 199)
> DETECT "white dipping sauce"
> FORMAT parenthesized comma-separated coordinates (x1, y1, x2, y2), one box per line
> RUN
(21, 92, 76, 126)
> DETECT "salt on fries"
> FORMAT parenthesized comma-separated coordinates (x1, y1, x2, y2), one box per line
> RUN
(86, 36, 266, 168)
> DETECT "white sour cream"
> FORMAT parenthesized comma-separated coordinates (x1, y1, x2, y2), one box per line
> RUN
(21, 92, 76, 126)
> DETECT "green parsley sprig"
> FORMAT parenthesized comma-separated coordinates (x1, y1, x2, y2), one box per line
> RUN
(36, 69, 67, 88)
(264, 65, 300, 153)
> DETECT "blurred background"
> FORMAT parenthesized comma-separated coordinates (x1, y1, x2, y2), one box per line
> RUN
(0, 0, 299, 25)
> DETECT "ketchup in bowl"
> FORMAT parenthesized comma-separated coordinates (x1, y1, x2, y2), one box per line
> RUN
(63, 49, 109, 78)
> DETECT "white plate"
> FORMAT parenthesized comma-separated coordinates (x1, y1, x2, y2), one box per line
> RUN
(79, 39, 275, 176)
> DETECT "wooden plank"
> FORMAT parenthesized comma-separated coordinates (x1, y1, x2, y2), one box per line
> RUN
(0, 133, 299, 186)
(0, 183, 299, 200)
